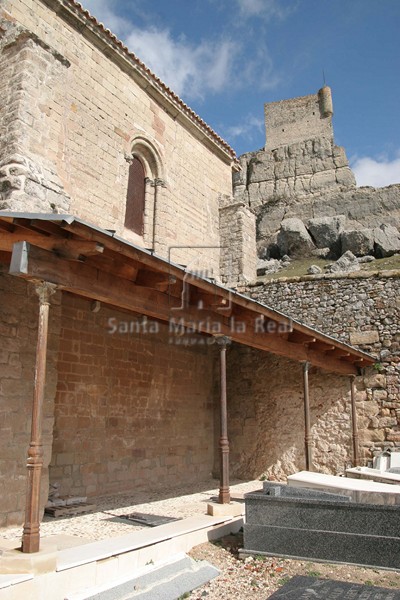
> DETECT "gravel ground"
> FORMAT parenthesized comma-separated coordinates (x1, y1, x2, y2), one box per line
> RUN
(2, 477, 400, 599)
(0, 478, 261, 542)
(189, 533, 400, 599)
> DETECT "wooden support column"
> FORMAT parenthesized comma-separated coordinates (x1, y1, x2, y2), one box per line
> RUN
(350, 375, 360, 467)
(22, 281, 57, 553)
(216, 335, 231, 504)
(303, 361, 312, 471)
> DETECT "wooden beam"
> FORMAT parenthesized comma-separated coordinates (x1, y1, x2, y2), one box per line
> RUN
(0, 232, 104, 260)
(190, 288, 232, 314)
(0, 215, 374, 366)
(0, 220, 15, 232)
(303, 362, 312, 471)
(288, 332, 317, 345)
(135, 269, 177, 291)
(22, 282, 57, 553)
(9, 242, 358, 374)
(311, 342, 336, 353)
(85, 252, 140, 281)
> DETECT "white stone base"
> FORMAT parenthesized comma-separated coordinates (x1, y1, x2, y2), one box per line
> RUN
(206, 502, 244, 517)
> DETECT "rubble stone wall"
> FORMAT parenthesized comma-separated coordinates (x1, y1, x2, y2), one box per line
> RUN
(227, 347, 355, 480)
(1, 0, 236, 277)
(0, 272, 61, 527)
(50, 293, 215, 498)
(237, 272, 400, 476)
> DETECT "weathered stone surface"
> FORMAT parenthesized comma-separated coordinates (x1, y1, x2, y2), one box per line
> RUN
(341, 229, 375, 257)
(307, 215, 346, 252)
(350, 331, 380, 346)
(257, 258, 281, 276)
(374, 224, 400, 258)
(326, 250, 360, 273)
(307, 265, 322, 274)
(246, 274, 400, 466)
(235, 89, 400, 254)
(277, 218, 315, 257)
(358, 255, 375, 263)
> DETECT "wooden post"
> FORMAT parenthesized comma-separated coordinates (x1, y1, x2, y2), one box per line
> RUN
(350, 375, 360, 467)
(303, 361, 312, 471)
(216, 336, 231, 504)
(22, 282, 57, 553)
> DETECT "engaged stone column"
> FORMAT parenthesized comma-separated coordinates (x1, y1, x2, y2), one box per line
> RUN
(22, 282, 57, 553)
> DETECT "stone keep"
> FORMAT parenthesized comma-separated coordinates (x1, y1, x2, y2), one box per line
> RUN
(234, 86, 400, 255)
(265, 86, 334, 150)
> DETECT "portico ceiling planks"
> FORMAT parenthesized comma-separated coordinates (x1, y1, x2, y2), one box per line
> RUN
(0, 213, 374, 375)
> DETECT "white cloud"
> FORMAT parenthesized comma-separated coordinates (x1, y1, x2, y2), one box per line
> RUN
(80, 0, 280, 101)
(80, 0, 128, 37)
(125, 28, 237, 99)
(224, 114, 264, 141)
(237, 0, 293, 20)
(351, 153, 400, 188)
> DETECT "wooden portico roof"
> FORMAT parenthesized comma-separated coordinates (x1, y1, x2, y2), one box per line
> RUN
(0, 213, 374, 375)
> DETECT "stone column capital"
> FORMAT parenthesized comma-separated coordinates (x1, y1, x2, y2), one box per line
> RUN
(34, 282, 57, 305)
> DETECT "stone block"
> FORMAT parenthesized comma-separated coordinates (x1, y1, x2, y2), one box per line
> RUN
(341, 229, 374, 257)
(244, 492, 400, 569)
(307, 215, 346, 253)
(207, 501, 243, 517)
(277, 218, 315, 258)
(350, 330, 379, 346)
(374, 224, 400, 258)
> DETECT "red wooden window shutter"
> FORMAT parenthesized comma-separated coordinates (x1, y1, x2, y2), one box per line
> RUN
(125, 157, 145, 235)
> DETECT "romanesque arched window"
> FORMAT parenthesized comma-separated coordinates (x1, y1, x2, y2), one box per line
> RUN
(124, 156, 145, 235)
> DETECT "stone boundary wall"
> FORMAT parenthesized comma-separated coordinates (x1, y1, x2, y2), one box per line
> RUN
(242, 271, 400, 464)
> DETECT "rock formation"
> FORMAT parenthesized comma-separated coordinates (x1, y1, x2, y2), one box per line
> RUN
(234, 87, 400, 262)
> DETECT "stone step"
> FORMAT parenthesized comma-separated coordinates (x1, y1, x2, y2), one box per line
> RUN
(65, 554, 219, 600)
(0, 573, 33, 590)
(57, 514, 233, 571)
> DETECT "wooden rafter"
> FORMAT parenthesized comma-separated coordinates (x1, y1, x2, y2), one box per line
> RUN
(0, 231, 104, 260)
(8, 240, 366, 374)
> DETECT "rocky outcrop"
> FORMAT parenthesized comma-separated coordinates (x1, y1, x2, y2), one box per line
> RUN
(341, 229, 374, 257)
(233, 92, 400, 261)
(374, 224, 400, 258)
(325, 250, 360, 273)
(308, 215, 345, 257)
(277, 218, 315, 257)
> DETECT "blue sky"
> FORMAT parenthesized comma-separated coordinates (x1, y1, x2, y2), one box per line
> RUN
(82, 0, 400, 187)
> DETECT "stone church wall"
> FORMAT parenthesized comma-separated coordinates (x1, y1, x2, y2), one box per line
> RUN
(49, 293, 215, 499)
(237, 272, 400, 475)
(1, 0, 236, 278)
(0, 272, 61, 527)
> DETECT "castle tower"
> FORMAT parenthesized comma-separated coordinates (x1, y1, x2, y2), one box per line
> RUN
(265, 86, 334, 150)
